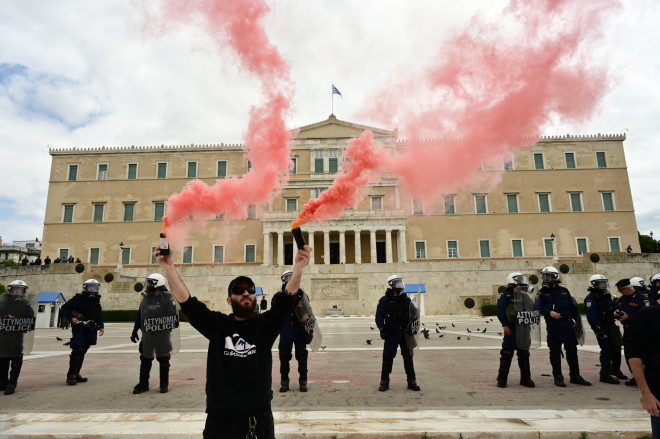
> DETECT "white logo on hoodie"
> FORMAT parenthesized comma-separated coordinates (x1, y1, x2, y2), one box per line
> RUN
(224, 333, 256, 358)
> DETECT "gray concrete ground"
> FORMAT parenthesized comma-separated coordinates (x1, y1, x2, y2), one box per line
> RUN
(0, 315, 652, 438)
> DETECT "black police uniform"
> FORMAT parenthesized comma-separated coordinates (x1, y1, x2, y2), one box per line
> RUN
(277, 289, 309, 392)
(0, 295, 34, 395)
(538, 284, 590, 386)
(60, 291, 104, 385)
(584, 288, 625, 383)
(375, 289, 419, 391)
(495, 286, 535, 387)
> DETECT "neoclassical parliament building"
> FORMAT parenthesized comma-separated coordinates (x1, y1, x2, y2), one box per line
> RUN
(37, 115, 641, 313)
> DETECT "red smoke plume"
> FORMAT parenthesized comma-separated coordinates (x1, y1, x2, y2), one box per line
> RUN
(294, 0, 620, 226)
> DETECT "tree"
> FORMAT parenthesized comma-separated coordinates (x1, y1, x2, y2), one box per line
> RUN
(0, 282, 6, 295)
(638, 232, 660, 253)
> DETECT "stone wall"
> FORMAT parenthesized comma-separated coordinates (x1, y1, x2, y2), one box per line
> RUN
(2, 253, 659, 315)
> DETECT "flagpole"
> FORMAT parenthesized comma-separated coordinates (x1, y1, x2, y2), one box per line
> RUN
(331, 83, 334, 115)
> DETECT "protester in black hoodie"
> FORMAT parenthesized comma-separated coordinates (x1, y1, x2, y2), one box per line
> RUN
(156, 244, 311, 439)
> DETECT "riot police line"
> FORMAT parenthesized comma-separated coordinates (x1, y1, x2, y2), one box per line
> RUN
(2, 265, 660, 398)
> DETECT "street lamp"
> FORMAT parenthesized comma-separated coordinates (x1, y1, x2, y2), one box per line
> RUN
(550, 233, 558, 261)
(118, 242, 125, 267)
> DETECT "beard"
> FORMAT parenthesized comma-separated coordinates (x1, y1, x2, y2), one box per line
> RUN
(230, 295, 257, 319)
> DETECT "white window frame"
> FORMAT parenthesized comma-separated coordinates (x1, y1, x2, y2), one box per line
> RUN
(569, 192, 583, 212)
(126, 162, 139, 179)
(444, 194, 456, 214)
(532, 151, 545, 170)
(92, 203, 105, 222)
(595, 150, 608, 168)
(62, 204, 75, 223)
(511, 239, 524, 257)
(156, 161, 168, 179)
(285, 198, 298, 212)
(58, 248, 70, 261)
(414, 241, 427, 259)
(245, 244, 257, 263)
(506, 193, 519, 213)
(123, 202, 136, 222)
(213, 245, 225, 263)
(97, 163, 109, 181)
(186, 161, 198, 178)
(474, 194, 488, 214)
(313, 150, 324, 173)
(576, 237, 589, 255)
(120, 247, 131, 265)
(446, 240, 459, 258)
(600, 191, 616, 211)
(153, 201, 166, 221)
(543, 238, 555, 257)
(182, 245, 194, 264)
(89, 248, 100, 265)
(370, 195, 383, 210)
(537, 193, 552, 213)
(150, 246, 158, 265)
(564, 151, 577, 169)
(67, 164, 79, 181)
(217, 160, 228, 178)
(478, 239, 491, 258)
(608, 237, 621, 253)
(290, 156, 298, 174)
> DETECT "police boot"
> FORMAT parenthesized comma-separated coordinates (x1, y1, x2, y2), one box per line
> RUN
(75, 348, 88, 383)
(4, 357, 23, 395)
(598, 358, 619, 384)
(297, 350, 308, 392)
(517, 350, 535, 388)
(566, 346, 591, 386)
(403, 354, 420, 391)
(497, 349, 514, 388)
(66, 349, 83, 386)
(279, 351, 291, 392)
(0, 359, 9, 391)
(133, 355, 152, 394)
(158, 356, 170, 393)
(378, 352, 394, 391)
(611, 349, 628, 380)
(549, 348, 565, 387)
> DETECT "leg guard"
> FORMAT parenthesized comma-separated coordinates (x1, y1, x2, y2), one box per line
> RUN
(279, 351, 292, 392)
(517, 350, 535, 388)
(497, 349, 514, 388)
(67, 348, 85, 385)
(133, 355, 153, 394)
(296, 349, 308, 392)
(402, 351, 420, 391)
(549, 346, 565, 387)
(379, 352, 394, 391)
(157, 355, 170, 393)
(0, 358, 10, 391)
(75, 347, 89, 382)
(4, 357, 23, 395)
(566, 346, 591, 386)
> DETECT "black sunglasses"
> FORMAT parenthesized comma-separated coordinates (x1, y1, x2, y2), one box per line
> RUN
(231, 286, 256, 296)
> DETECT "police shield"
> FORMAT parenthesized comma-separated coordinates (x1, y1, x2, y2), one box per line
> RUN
(571, 297, 586, 346)
(406, 293, 421, 355)
(0, 292, 38, 357)
(514, 288, 541, 350)
(139, 292, 180, 358)
(294, 292, 322, 352)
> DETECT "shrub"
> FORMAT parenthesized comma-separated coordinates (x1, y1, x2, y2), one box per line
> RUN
(481, 304, 497, 316)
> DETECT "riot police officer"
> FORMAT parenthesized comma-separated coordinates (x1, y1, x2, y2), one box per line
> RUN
(646, 273, 660, 303)
(615, 278, 651, 386)
(60, 279, 105, 385)
(375, 275, 420, 392)
(584, 274, 626, 384)
(537, 266, 591, 387)
(496, 273, 537, 388)
(131, 273, 179, 394)
(631, 277, 650, 298)
(277, 270, 311, 392)
(0, 280, 36, 395)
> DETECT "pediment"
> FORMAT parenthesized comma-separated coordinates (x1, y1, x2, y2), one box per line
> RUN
(294, 114, 396, 140)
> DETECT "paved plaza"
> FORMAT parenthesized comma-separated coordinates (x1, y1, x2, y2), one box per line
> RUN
(0, 315, 652, 438)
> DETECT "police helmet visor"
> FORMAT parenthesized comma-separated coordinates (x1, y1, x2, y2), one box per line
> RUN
(390, 279, 405, 291)
(145, 278, 159, 292)
(592, 279, 609, 290)
(542, 272, 558, 283)
(8, 285, 27, 296)
(281, 272, 293, 285)
(84, 283, 100, 293)
(512, 274, 529, 286)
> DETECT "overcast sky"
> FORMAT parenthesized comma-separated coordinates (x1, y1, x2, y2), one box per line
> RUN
(1, 0, 658, 244)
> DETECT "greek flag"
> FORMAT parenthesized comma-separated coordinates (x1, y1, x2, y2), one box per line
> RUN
(332, 84, 342, 97)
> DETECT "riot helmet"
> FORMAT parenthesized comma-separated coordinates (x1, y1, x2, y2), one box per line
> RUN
(83, 279, 101, 294)
(145, 273, 167, 294)
(630, 276, 647, 291)
(507, 272, 532, 293)
(7, 280, 28, 296)
(280, 270, 293, 289)
(650, 272, 660, 290)
(387, 274, 405, 293)
(541, 266, 560, 285)
(589, 274, 609, 291)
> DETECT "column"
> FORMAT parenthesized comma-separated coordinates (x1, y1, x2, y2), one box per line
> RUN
(324, 231, 330, 264)
(385, 229, 393, 263)
(354, 230, 362, 264)
(277, 231, 284, 266)
(289, 232, 296, 265)
(307, 232, 315, 265)
(370, 230, 377, 263)
(339, 230, 346, 264)
(398, 229, 408, 263)
(262, 232, 271, 266)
